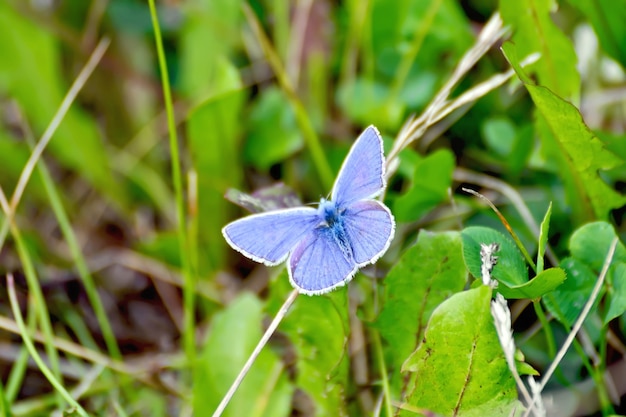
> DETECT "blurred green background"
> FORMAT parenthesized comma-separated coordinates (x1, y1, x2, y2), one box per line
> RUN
(0, 0, 625, 415)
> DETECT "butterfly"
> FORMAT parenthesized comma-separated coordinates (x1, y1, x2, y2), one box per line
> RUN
(222, 125, 395, 295)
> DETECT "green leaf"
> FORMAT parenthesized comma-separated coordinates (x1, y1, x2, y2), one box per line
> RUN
(496, 267, 566, 300)
(272, 280, 349, 416)
(529, 85, 625, 220)
(503, 43, 626, 220)
(194, 293, 293, 417)
(461, 226, 528, 287)
(605, 263, 626, 324)
(516, 360, 539, 377)
(0, 3, 125, 206)
(243, 88, 303, 170)
(392, 149, 455, 222)
(402, 286, 517, 417)
(481, 116, 516, 157)
(543, 257, 600, 327)
(179, 0, 242, 99)
(567, 0, 626, 68)
(377, 230, 466, 373)
(537, 202, 552, 273)
(500, 0, 579, 99)
(188, 90, 245, 273)
(508, 124, 535, 176)
(336, 78, 405, 130)
(569, 221, 626, 270)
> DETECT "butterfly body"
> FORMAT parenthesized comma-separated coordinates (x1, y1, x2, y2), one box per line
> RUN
(223, 126, 395, 295)
(317, 198, 353, 260)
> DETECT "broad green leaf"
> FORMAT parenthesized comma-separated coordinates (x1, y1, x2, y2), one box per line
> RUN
(377, 230, 466, 373)
(605, 263, 626, 324)
(569, 221, 626, 270)
(0, 3, 124, 206)
(461, 226, 528, 287)
(503, 43, 626, 220)
(194, 293, 293, 417)
(537, 202, 552, 273)
(567, 0, 626, 68)
(543, 257, 600, 327)
(402, 286, 517, 417)
(496, 267, 566, 300)
(528, 86, 625, 220)
(188, 90, 244, 273)
(392, 149, 454, 222)
(267, 272, 349, 416)
(481, 116, 516, 157)
(243, 88, 303, 170)
(500, 0, 579, 100)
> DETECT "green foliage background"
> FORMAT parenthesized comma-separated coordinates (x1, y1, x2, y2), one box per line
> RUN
(0, 0, 625, 416)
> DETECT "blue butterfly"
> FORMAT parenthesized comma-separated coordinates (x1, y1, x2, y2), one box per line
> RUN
(222, 126, 395, 295)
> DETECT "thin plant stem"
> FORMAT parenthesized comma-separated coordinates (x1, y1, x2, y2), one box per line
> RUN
(338, 0, 371, 87)
(532, 301, 557, 369)
(0, 315, 162, 388)
(0, 381, 8, 417)
(5, 305, 35, 402)
(456, 169, 558, 267)
(372, 329, 393, 417)
(539, 237, 618, 390)
(212, 289, 299, 417)
(16, 109, 122, 361)
(6, 274, 89, 417)
(147, 0, 196, 364)
(0, 38, 110, 252)
(522, 237, 619, 417)
(242, 3, 334, 190)
(385, 13, 506, 166)
(595, 326, 615, 415)
(285, 0, 314, 86)
(387, 0, 442, 105)
(11, 224, 64, 408)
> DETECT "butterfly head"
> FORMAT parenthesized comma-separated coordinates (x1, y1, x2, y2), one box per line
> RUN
(318, 198, 343, 228)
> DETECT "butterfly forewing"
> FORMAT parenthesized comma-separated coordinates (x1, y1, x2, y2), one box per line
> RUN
(331, 125, 386, 207)
(288, 227, 358, 295)
(222, 208, 320, 265)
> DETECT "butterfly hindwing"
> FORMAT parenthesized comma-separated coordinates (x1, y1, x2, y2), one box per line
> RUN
(222, 207, 320, 265)
(342, 200, 395, 266)
(331, 125, 386, 207)
(288, 227, 357, 295)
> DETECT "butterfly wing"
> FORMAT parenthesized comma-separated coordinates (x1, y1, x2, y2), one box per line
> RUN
(288, 227, 358, 295)
(342, 200, 395, 266)
(331, 125, 386, 207)
(222, 208, 320, 265)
